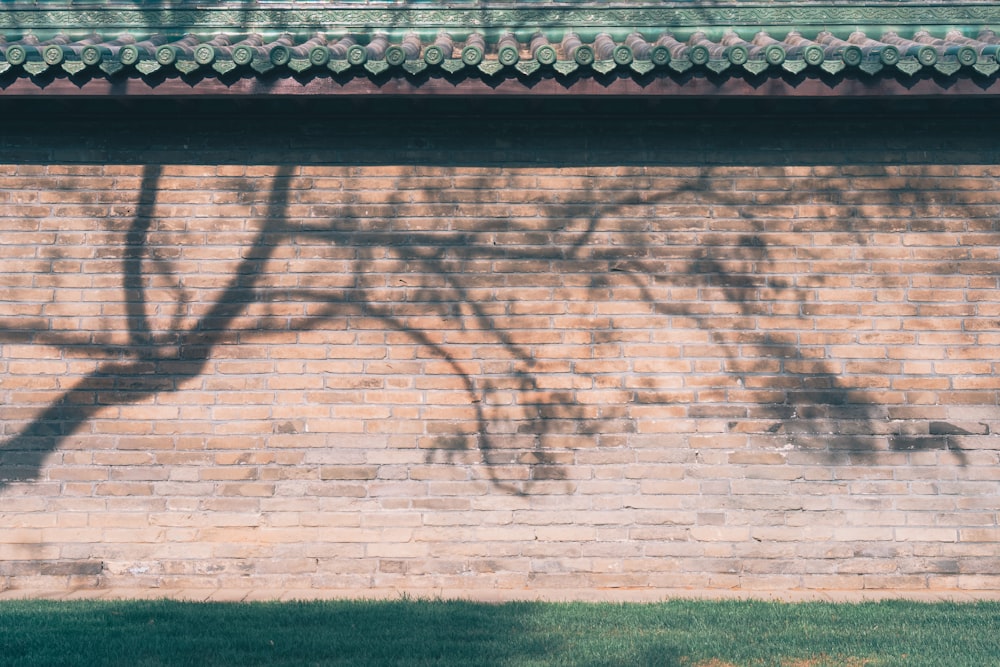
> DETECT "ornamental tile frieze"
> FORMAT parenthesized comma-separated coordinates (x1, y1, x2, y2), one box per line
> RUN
(3, 2, 1000, 32)
(2, 28, 999, 83)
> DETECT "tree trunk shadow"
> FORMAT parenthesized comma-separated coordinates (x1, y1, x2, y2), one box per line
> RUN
(1, 163, 295, 486)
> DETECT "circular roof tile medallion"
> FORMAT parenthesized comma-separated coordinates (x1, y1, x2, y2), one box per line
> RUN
(386, 45, 407, 66)
(535, 44, 557, 65)
(841, 45, 863, 67)
(726, 44, 748, 65)
(5, 45, 27, 65)
(155, 45, 177, 66)
(764, 44, 786, 65)
(804, 44, 825, 66)
(461, 44, 484, 66)
(81, 45, 103, 66)
(119, 44, 140, 66)
(424, 44, 446, 65)
(231, 45, 255, 66)
(194, 44, 216, 66)
(309, 45, 330, 66)
(650, 45, 671, 66)
(914, 44, 938, 66)
(270, 45, 291, 66)
(689, 44, 710, 65)
(498, 45, 519, 66)
(613, 44, 633, 66)
(347, 44, 368, 66)
(43, 45, 65, 66)
(956, 46, 977, 66)
(573, 44, 595, 66)
(879, 44, 900, 65)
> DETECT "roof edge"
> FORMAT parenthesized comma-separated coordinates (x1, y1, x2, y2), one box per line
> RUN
(4, 1, 1000, 36)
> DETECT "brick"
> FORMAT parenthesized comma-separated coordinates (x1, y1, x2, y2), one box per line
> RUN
(319, 466, 379, 481)
(3, 121, 1000, 595)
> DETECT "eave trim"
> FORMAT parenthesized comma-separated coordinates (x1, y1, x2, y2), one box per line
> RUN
(4, 2, 1000, 34)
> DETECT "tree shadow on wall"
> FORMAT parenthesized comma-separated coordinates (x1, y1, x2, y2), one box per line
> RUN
(0, 134, 984, 491)
(0, 163, 295, 487)
(0, 162, 608, 492)
(596, 167, 975, 466)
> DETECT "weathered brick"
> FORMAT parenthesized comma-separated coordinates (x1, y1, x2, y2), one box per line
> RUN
(2, 113, 1000, 596)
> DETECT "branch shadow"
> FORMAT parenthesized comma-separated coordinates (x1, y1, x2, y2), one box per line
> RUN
(595, 165, 973, 465)
(0, 162, 296, 484)
(1, 103, 993, 493)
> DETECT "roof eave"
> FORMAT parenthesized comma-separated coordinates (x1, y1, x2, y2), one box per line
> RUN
(4, 1, 1000, 97)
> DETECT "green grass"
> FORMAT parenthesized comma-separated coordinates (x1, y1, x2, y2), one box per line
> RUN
(0, 598, 997, 666)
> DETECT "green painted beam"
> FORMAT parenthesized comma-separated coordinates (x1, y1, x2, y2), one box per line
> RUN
(2, 2, 999, 40)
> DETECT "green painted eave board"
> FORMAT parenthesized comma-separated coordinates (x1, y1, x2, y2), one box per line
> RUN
(3, 1, 1000, 41)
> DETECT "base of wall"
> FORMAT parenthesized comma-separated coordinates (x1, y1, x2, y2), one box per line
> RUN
(3, 584, 1000, 604)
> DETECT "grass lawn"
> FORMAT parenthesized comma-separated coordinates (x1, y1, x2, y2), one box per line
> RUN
(0, 598, 997, 666)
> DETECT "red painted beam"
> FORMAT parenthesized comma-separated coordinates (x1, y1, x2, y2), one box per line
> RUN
(2, 71, 999, 97)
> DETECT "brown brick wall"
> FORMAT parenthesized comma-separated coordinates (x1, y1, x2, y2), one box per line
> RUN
(1, 101, 998, 594)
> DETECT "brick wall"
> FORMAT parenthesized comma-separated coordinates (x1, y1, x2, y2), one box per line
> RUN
(1, 100, 998, 595)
